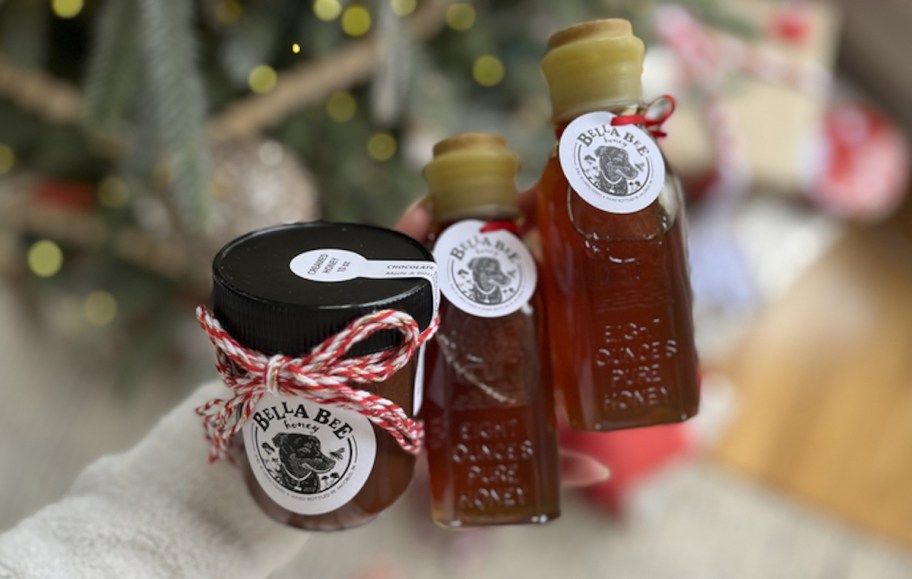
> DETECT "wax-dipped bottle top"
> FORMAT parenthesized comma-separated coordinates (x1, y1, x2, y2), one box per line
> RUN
(422, 133, 561, 527)
(537, 20, 700, 431)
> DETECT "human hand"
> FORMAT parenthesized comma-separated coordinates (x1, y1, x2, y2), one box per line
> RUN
(394, 194, 611, 488)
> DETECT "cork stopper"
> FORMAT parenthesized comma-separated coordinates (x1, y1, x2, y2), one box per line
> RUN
(541, 19, 644, 122)
(424, 132, 519, 222)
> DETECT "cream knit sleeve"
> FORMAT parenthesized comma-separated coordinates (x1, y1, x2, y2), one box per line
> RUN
(0, 382, 310, 579)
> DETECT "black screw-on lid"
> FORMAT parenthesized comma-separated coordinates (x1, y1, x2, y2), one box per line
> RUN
(211, 222, 435, 356)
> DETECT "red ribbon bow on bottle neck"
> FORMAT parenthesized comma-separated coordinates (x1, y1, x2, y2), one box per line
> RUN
(556, 94, 677, 139)
(611, 94, 676, 138)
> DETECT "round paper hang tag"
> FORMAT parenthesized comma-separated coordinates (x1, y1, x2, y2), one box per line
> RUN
(433, 220, 536, 319)
(243, 393, 377, 515)
(559, 111, 666, 214)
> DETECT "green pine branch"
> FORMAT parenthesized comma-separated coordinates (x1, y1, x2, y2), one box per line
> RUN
(137, 0, 212, 231)
(83, 0, 140, 137)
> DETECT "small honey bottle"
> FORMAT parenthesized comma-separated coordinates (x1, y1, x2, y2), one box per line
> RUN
(537, 20, 700, 431)
(422, 133, 561, 527)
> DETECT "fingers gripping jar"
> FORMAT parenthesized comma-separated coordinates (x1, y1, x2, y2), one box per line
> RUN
(209, 223, 436, 531)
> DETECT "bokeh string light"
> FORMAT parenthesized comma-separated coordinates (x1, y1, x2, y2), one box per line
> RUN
(367, 132, 397, 161)
(214, 0, 243, 26)
(342, 5, 372, 37)
(313, 0, 342, 22)
(391, 0, 417, 17)
(27, 240, 64, 278)
(83, 291, 117, 326)
(51, 0, 83, 19)
(446, 3, 476, 31)
(292, 43, 301, 54)
(326, 92, 358, 122)
(472, 55, 505, 87)
(248, 65, 278, 94)
(0, 144, 14, 175)
(97, 177, 130, 209)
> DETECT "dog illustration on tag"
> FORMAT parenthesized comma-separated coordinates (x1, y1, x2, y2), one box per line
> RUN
(591, 146, 640, 197)
(465, 256, 512, 305)
(267, 432, 339, 494)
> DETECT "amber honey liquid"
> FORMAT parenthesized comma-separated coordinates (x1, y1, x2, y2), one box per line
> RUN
(537, 152, 699, 430)
(423, 281, 560, 527)
(235, 359, 419, 531)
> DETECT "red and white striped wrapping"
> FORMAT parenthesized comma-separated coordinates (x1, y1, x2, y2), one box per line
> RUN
(655, 4, 832, 199)
(195, 306, 438, 462)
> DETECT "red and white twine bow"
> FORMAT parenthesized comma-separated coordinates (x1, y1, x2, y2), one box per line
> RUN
(195, 306, 438, 462)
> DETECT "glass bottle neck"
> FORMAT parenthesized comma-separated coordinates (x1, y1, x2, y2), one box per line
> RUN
(429, 208, 520, 241)
(553, 100, 644, 138)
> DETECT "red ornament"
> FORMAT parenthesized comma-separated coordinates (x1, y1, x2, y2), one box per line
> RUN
(806, 103, 910, 221)
(560, 423, 695, 515)
(768, 7, 811, 45)
(33, 179, 96, 212)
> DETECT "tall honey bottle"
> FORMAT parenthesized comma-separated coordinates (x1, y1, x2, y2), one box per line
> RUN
(537, 20, 699, 431)
(422, 133, 561, 527)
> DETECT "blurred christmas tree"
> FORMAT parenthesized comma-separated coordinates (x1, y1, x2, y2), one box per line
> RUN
(0, 0, 747, 384)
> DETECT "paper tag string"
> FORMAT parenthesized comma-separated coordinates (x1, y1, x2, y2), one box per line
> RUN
(611, 95, 677, 139)
(195, 306, 438, 462)
(554, 95, 676, 141)
(479, 220, 521, 237)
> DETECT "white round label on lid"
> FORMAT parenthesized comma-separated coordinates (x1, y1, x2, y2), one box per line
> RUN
(558, 111, 666, 214)
(288, 248, 439, 312)
(243, 394, 376, 515)
(433, 220, 537, 319)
